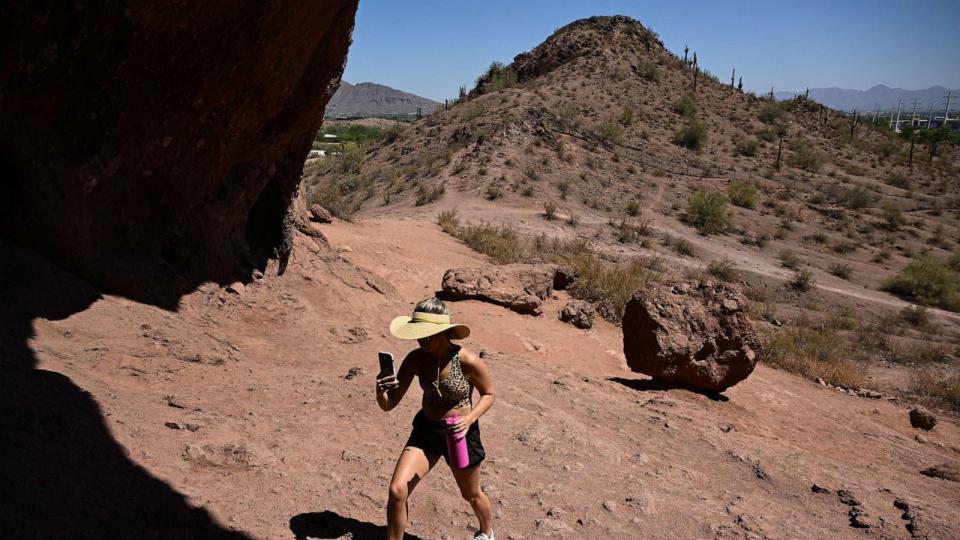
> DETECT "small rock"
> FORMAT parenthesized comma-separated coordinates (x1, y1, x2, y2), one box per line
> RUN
(340, 449, 362, 462)
(309, 204, 333, 223)
(848, 507, 873, 528)
(815, 377, 827, 386)
(344, 367, 364, 380)
(811, 484, 832, 494)
(558, 300, 595, 329)
(909, 407, 937, 430)
(602, 500, 616, 512)
(225, 281, 245, 295)
(919, 462, 959, 482)
(546, 507, 563, 518)
(183, 423, 201, 432)
(837, 489, 861, 507)
(164, 421, 181, 430)
(719, 423, 735, 433)
(252, 269, 264, 280)
(338, 245, 353, 253)
(479, 350, 487, 358)
(915, 434, 928, 444)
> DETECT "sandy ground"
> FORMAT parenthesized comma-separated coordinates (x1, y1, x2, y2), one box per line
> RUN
(6, 209, 957, 540)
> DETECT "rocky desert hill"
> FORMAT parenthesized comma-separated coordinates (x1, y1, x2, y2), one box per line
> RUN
(326, 81, 441, 118)
(3, 9, 960, 540)
(306, 15, 960, 412)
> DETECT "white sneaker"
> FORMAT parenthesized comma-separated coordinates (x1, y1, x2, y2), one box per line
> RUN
(473, 531, 495, 540)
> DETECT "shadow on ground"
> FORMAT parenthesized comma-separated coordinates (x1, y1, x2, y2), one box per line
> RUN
(609, 376, 730, 402)
(0, 241, 248, 539)
(290, 511, 424, 540)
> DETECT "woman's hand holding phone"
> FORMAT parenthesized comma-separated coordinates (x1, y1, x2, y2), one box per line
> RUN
(376, 374, 399, 393)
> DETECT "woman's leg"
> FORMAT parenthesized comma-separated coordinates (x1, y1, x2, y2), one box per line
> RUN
(387, 446, 439, 540)
(452, 463, 493, 536)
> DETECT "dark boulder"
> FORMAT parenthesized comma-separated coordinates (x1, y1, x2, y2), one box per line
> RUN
(622, 280, 761, 392)
(0, 1, 358, 300)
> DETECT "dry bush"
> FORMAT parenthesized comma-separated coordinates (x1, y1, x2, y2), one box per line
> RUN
(763, 318, 865, 388)
(828, 262, 853, 280)
(909, 367, 960, 412)
(707, 257, 739, 282)
(436, 209, 460, 234)
(454, 222, 525, 264)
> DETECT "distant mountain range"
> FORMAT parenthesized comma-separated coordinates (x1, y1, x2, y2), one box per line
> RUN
(325, 81, 440, 117)
(773, 85, 958, 114)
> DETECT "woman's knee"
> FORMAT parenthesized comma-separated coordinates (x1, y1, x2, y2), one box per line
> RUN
(460, 486, 484, 503)
(389, 481, 408, 502)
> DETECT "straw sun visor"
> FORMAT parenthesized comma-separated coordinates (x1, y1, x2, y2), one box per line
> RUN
(389, 311, 470, 340)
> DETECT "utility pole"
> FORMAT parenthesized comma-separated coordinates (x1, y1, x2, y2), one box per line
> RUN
(910, 99, 918, 127)
(893, 98, 902, 132)
(926, 104, 934, 128)
(943, 91, 953, 124)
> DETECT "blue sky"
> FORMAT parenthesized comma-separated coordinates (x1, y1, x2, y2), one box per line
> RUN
(342, 0, 960, 102)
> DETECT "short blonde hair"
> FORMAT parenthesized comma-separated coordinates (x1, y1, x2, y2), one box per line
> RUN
(414, 297, 450, 316)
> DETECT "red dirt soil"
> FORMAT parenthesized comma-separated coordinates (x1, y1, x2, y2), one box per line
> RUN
(17, 212, 960, 539)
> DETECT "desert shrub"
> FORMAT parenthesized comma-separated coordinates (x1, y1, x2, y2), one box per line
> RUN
(479, 61, 517, 94)
(673, 119, 707, 151)
(415, 183, 445, 206)
(309, 179, 356, 220)
(910, 367, 960, 412)
(763, 318, 865, 388)
(594, 121, 623, 144)
(735, 138, 759, 157)
(456, 222, 525, 264)
(672, 95, 697, 118)
(567, 213, 579, 227)
(636, 61, 659, 81)
(664, 234, 694, 256)
(900, 305, 930, 328)
(614, 219, 651, 244)
(463, 104, 486, 121)
(757, 127, 777, 142)
(625, 201, 640, 216)
(617, 107, 635, 126)
(339, 144, 365, 174)
(437, 209, 460, 234)
(556, 179, 571, 199)
(787, 139, 823, 171)
(833, 241, 858, 254)
(875, 140, 899, 158)
(881, 204, 906, 230)
(485, 184, 503, 201)
(882, 255, 959, 310)
(759, 101, 786, 124)
(827, 184, 874, 209)
(779, 249, 803, 269)
(829, 262, 853, 280)
(520, 185, 534, 197)
(727, 181, 758, 209)
(789, 268, 814, 291)
(707, 257, 738, 282)
(336, 173, 365, 195)
(885, 172, 910, 189)
(684, 190, 731, 234)
(543, 201, 557, 220)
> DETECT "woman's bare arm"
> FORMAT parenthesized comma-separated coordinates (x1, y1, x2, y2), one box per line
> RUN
(376, 350, 418, 411)
(456, 348, 495, 430)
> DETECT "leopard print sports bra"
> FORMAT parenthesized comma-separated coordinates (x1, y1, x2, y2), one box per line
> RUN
(420, 350, 473, 410)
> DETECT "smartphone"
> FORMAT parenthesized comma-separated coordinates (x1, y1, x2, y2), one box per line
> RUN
(378, 351, 395, 376)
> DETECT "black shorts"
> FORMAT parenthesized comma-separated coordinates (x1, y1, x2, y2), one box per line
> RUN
(405, 410, 485, 469)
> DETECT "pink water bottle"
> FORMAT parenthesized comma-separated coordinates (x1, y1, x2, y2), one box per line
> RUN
(445, 413, 470, 469)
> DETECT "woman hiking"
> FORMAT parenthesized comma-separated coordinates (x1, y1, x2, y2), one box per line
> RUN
(376, 298, 496, 540)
